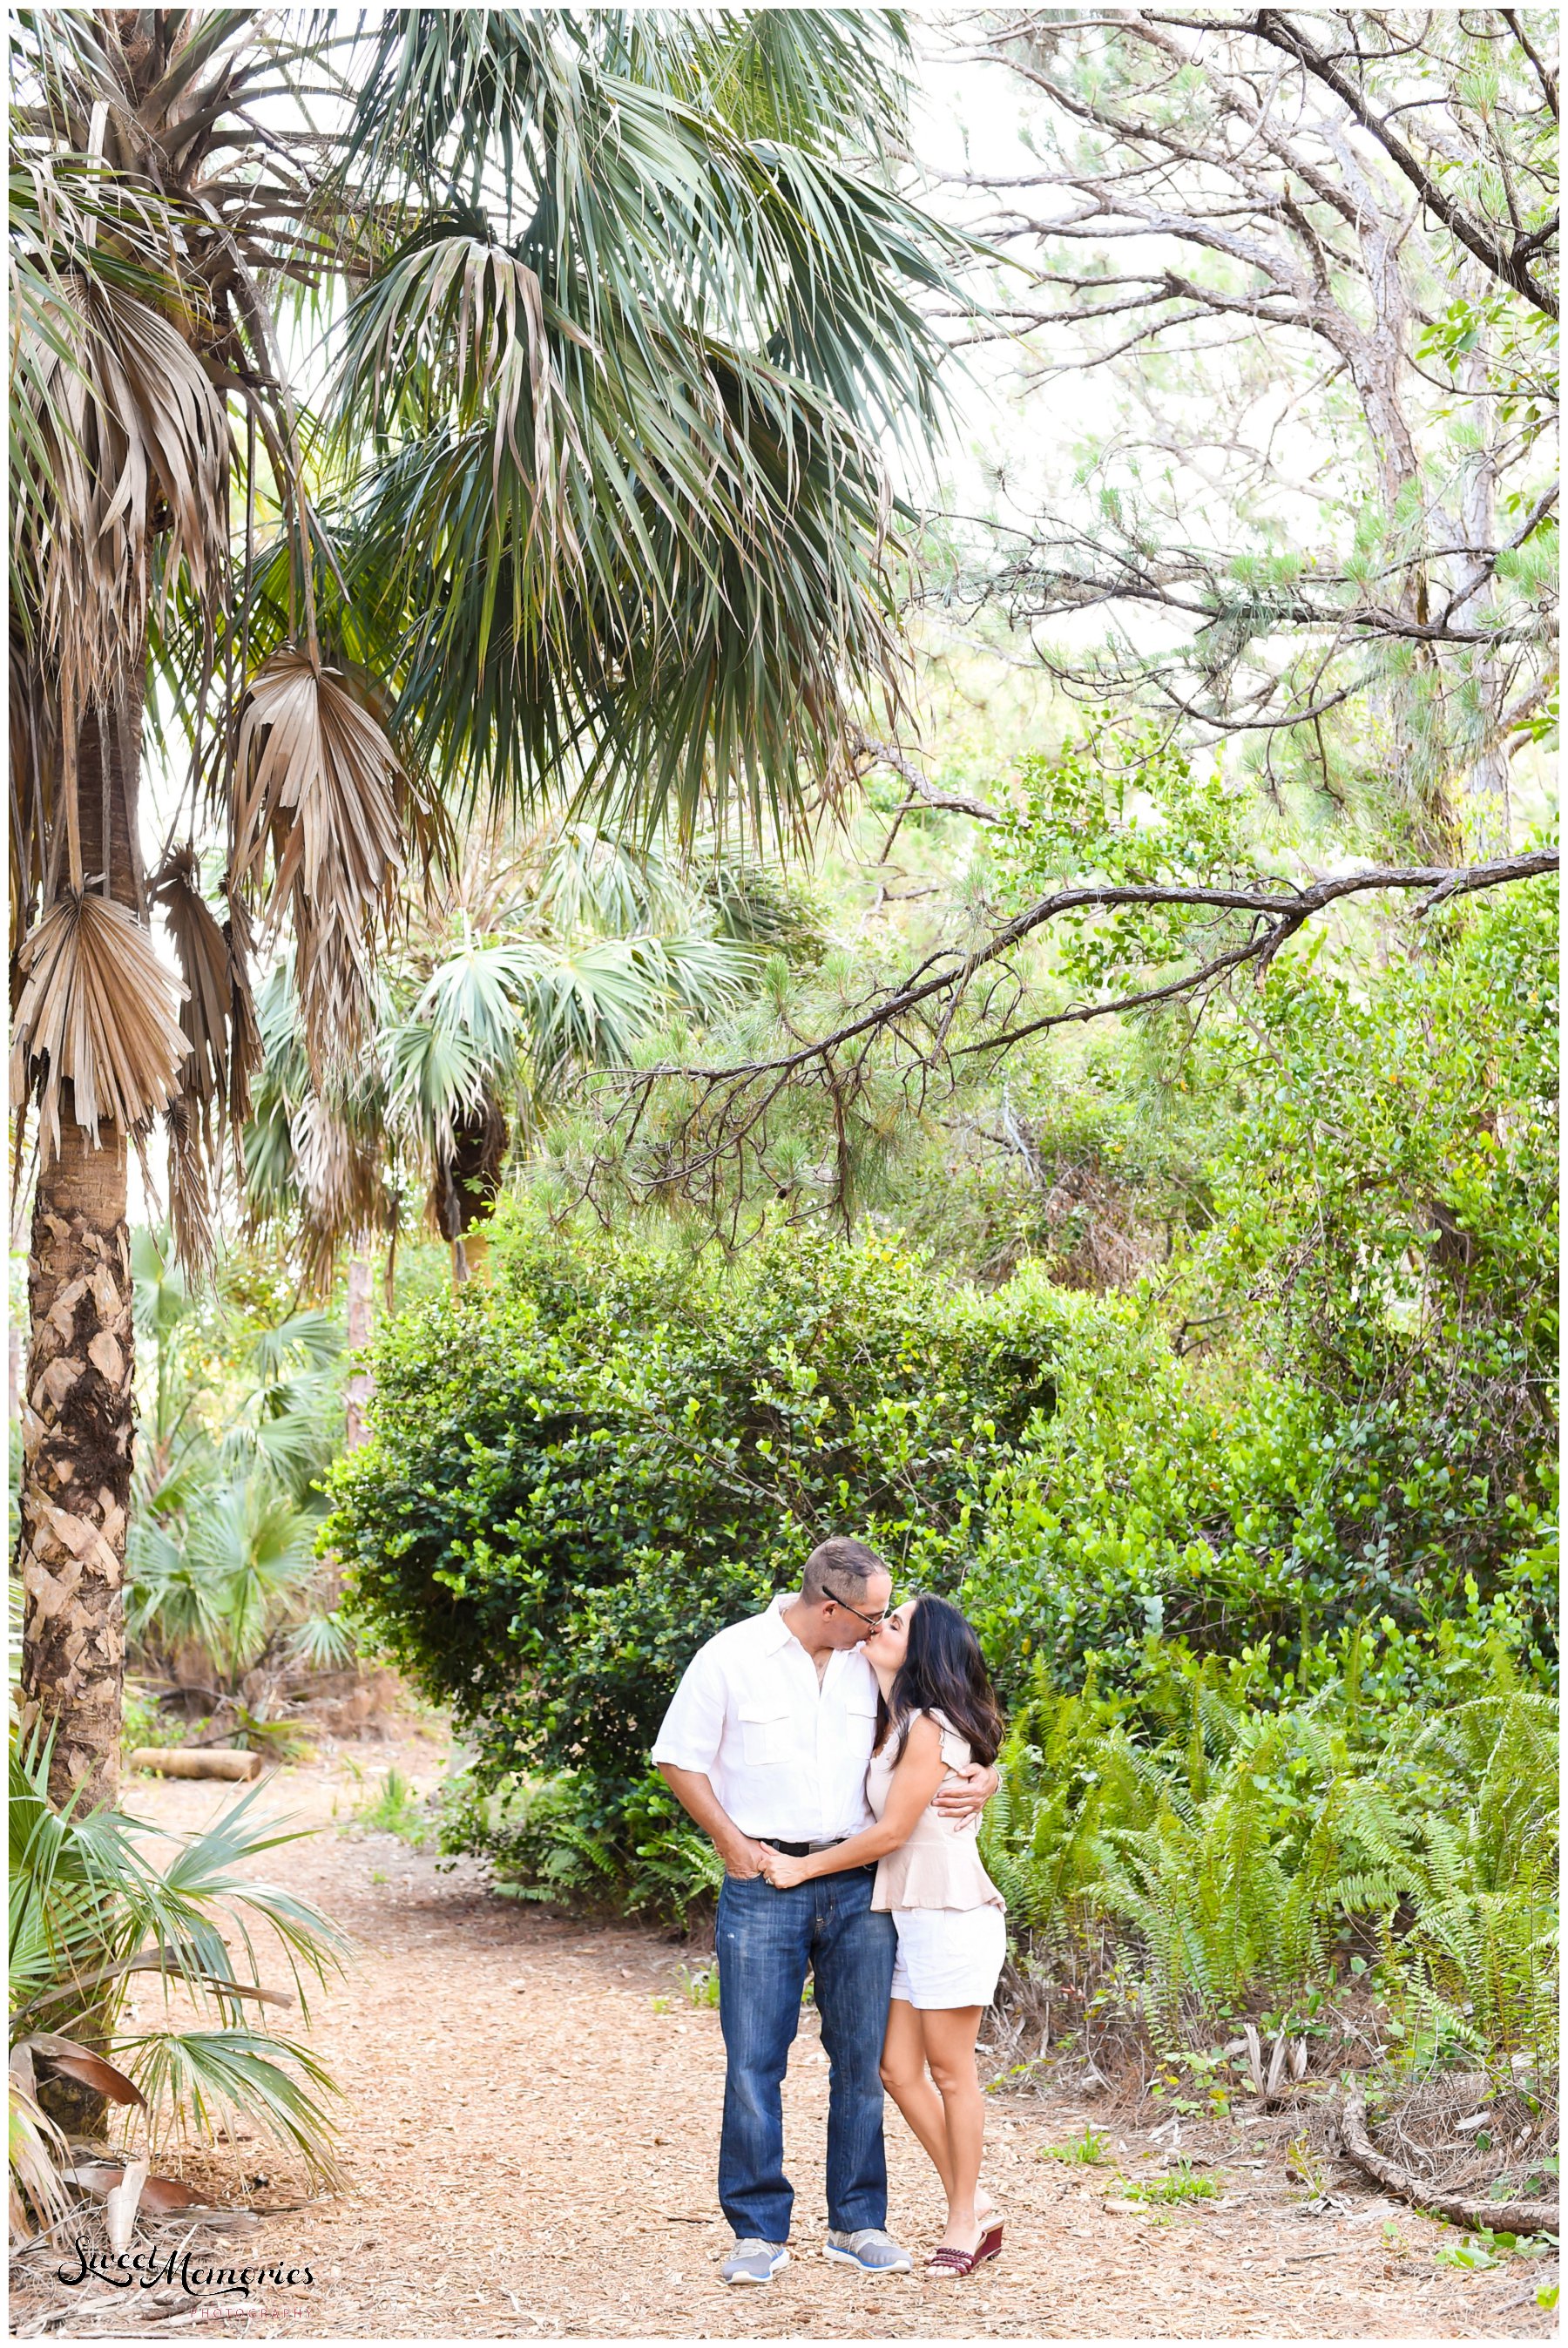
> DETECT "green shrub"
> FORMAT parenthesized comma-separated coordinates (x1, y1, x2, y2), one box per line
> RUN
(439, 1761, 725, 1922)
(325, 1218, 1112, 1897)
(967, 1362, 1556, 1702)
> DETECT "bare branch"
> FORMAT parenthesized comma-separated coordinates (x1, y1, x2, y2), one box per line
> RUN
(626, 851, 1558, 1091)
(1238, 9, 1559, 318)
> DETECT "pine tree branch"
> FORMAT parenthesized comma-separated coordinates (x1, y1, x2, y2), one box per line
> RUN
(625, 851, 1558, 1092)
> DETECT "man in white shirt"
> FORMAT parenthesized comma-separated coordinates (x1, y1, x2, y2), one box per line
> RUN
(652, 1536, 997, 2286)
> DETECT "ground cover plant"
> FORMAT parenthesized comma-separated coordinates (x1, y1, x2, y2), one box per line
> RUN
(9, 1721, 348, 2239)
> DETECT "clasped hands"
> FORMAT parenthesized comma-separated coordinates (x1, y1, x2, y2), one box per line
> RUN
(727, 1761, 998, 1884)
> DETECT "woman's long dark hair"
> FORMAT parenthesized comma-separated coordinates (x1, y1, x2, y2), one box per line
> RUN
(875, 1594, 1005, 1767)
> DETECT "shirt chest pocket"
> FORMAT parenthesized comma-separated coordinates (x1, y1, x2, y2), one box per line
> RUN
(845, 1691, 881, 1756)
(736, 1697, 793, 1766)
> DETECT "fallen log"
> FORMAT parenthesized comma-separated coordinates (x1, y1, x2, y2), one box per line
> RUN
(1334, 2082, 1558, 2237)
(127, 1749, 262, 1783)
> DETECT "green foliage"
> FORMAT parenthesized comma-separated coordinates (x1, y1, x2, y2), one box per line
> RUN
(1124, 2159, 1219, 2204)
(965, 883, 1558, 1692)
(326, 1216, 1104, 1897)
(344, 1768, 432, 1849)
(1038, 2126, 1112, 2164)
(440, 1762, 724, 1924)
(1193, 880, 1558, 1440)
(125, 1229, 350, 1705)
(9, 1720, 348, 2227)
(995, 723, 1265, 992)
(978, 1649, 1558, 2073)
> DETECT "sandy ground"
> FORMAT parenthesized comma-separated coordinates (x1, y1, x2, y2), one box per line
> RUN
(10, 1722, 1558, 2341)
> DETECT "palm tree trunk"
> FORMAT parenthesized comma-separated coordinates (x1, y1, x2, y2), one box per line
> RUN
(344, 1253, 373, 1448)
(17, 1108, 132, 1815)
(17, 687, 145, 1816)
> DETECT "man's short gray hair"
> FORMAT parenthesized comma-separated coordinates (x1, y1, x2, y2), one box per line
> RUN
(802, 1537, 888, 1606)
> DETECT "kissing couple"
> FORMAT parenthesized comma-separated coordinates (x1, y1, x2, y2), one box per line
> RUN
(653, 1536, 1008, 2285)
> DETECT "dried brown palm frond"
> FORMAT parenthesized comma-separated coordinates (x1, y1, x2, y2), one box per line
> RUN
(287, 1094, 387, 1295)
(223, 885, 262, 1133)
(230, 646, 410, 1078)
(11, 240, 229, 738)
(148, 849, 262, 1269)
(10, 891, 188, 1160)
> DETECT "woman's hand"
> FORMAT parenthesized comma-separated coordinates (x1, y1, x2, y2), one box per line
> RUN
(756, 1845, 807, 1889)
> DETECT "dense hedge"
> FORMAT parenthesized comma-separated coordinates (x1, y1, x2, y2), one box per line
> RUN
(323, 1221, 1101, 1793)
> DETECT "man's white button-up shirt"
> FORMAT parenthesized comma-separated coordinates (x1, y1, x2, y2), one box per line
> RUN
(650, 1593, 879, 1840)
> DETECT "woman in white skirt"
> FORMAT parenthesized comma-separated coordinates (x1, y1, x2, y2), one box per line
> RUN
(758, 1594, 1007, 2277)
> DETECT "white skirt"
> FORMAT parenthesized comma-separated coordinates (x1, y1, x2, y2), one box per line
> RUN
(889, 1904, 1008, 2011)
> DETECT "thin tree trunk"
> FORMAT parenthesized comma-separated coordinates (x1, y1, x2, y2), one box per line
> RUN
(18, 676, 145, 1817)
(1328, 145, 1459, 863)
(344, 1252, 373, 1450)
(1455, 294, 1512, 859)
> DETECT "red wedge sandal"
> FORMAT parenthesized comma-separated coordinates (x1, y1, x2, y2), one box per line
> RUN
(926, 2223, 1003, 2277)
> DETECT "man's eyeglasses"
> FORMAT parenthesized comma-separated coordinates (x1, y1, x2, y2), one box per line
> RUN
(820, 1580, 893, 1629)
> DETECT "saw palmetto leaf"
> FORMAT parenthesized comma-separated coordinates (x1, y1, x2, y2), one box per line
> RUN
(118, 2026, 344, 2188)
(9, 890, 188, 1157)
(532, 824, 693, 937)
(511, 934, 754, 1086)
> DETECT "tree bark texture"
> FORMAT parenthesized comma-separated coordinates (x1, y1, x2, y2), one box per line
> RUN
(18, 669, 146, 1816)
(17, 1105, 133, 1815)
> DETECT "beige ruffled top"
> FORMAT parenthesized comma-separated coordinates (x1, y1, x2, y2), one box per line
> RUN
(866, 1709, 1005, 1913)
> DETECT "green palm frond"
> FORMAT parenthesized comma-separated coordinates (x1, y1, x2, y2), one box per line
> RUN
(179, 1480, 320, 1681)
(533, 825, 693, 937)
(125, 1519, 232, 1658)
(607, 10, 913, 155)
(285, 1608, 357, 1672)
(247, 1312, 343, 1381)
(120, 2028, 344, 2188)
(325, 10, 960, 843)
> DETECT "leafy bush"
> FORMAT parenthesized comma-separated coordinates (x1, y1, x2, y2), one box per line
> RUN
(439, 1761, 725, 1922)
(967, 1358, 1558, 1700)
(326, 1218, 1107, 1894)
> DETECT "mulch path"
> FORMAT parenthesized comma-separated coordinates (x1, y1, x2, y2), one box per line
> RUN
(11, 1722, 1558, 2340)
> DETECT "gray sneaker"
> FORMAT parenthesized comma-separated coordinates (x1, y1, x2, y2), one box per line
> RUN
(720, 2237, 789, 2285)
(822, 2227, 913, 2275)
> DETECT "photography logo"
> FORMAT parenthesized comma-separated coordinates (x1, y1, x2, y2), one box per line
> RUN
(58, 2236, 315, 2301)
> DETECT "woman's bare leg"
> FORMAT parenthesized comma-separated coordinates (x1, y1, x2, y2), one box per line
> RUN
(879, 1997, 955, 2196)
(920, 2004, 988, 2253)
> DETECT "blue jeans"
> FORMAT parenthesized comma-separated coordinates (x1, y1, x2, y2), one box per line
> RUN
(714, 1863, 896, 2243)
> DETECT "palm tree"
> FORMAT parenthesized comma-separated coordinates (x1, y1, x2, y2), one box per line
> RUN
(244, 821, 760, 1287)
(10, 10, 958, 1807)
